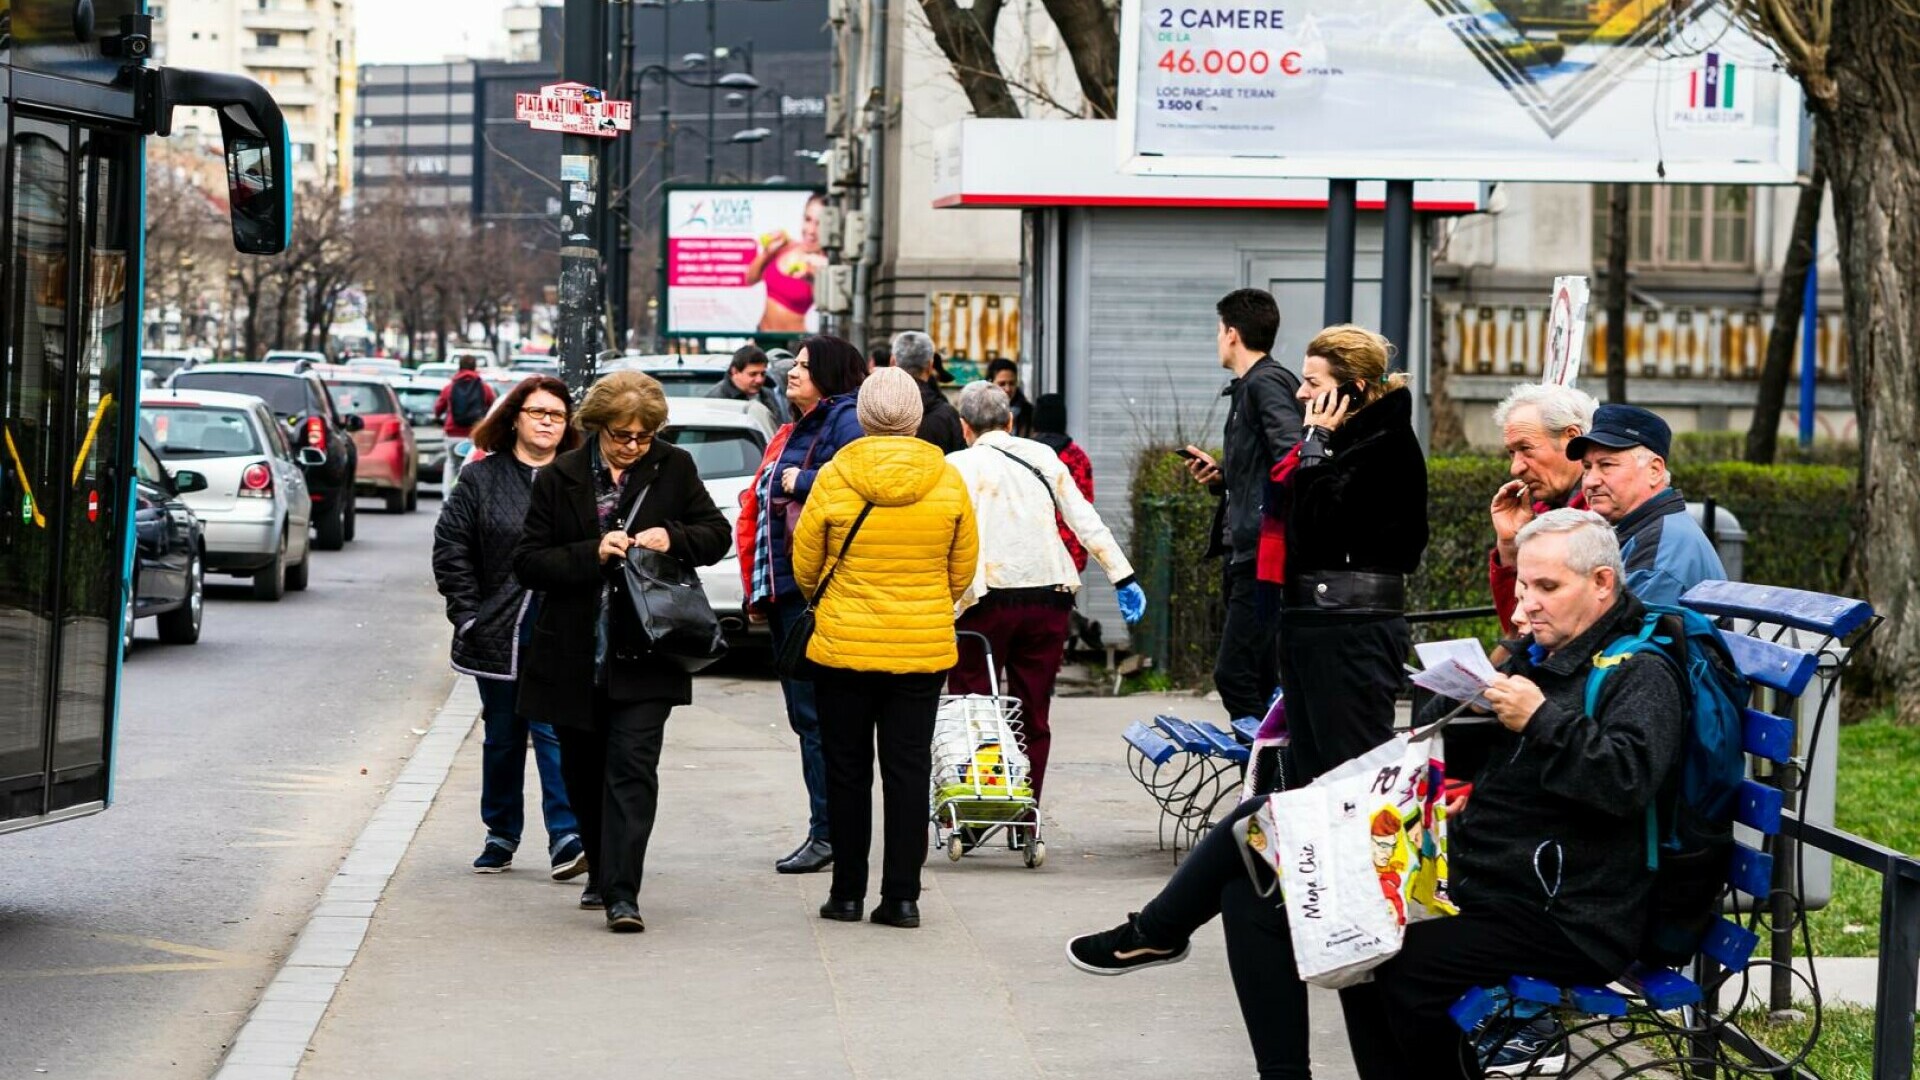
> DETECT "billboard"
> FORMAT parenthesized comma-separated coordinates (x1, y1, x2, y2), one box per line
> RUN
(664, 187, 826, 337)
(1117, 0, 1803, 183)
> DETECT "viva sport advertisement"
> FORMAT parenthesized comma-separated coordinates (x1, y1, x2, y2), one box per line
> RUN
(1118, 0, 1802, 183)
(665, 188, 828, 337)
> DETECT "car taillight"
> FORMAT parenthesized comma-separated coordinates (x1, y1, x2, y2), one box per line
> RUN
(306, 416, 325, 448)
(377, 417, 400, 443)
(240, 462, 274, 498)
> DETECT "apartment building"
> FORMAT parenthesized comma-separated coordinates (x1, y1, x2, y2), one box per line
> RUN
(152, 0, 358, 188)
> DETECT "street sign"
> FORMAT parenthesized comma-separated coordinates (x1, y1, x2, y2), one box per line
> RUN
(514, 82, 633, 138)
(1543, 276, 1591, 389)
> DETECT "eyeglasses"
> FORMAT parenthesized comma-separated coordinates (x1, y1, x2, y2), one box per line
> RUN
(521, 407, 566, 424)
(602, 427, 655, 447)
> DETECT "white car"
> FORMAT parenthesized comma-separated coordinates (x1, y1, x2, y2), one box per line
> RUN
(142, 389, 321, 600)
(602, 353, 733, 397)
(664, 398, 778, 643)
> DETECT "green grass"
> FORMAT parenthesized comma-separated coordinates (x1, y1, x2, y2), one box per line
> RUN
(1805, 711, 1920, 958)
(1735, 1005, 1909, 1080)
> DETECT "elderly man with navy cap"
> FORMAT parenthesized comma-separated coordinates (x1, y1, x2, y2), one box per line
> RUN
(1569, 403, 1725, 607)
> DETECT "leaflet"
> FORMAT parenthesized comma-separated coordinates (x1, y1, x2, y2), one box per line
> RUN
(1409, 638, 1500, 709)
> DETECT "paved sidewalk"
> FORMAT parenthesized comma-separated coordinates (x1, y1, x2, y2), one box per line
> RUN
(297, 674, 1360, 1079)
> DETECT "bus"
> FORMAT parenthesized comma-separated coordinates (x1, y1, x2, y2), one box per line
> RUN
(1, 2, 291, 833)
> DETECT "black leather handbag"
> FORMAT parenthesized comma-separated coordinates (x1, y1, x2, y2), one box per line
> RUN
(774, 502, 874, 680)
(621, 485, 728, 674)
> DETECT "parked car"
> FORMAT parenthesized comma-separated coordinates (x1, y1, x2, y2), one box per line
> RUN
(508, 356, 559, 375)
(168, 363, 362, 549)
(262, 350, 331, 370)
(320, 373, 419, 513)
(662, 399, 778, 645)
(140, 349, 202, 384)
(413, 362, 458, 380)
(445, 347, 497, 370)
(389, 375, 449, 493)
(482, 371, 529, 402)
(602, 353, 733, 397)
(142, 389, 318, 600)
(128, 435, 210, 651)
(341, 358, 405, 377)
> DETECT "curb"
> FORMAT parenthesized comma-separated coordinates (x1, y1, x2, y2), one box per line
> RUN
(211, 680, 479, 1080)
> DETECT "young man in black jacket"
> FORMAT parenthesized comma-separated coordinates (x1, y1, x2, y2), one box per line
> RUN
(1182, 288, 1303, 721)
(1341, 508, 1685, 1080)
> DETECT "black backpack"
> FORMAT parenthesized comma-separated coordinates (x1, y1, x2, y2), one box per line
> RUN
(449, 376, 488, 427)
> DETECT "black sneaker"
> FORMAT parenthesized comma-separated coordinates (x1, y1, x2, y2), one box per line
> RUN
(1066, 913, 1190, 976)
(472, 841, 513, 873)
(1480, 1014, 1569, 1077)
(550, 836, 589, 882)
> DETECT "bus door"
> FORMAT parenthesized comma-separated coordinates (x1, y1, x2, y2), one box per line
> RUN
(0, 89, 141, 830)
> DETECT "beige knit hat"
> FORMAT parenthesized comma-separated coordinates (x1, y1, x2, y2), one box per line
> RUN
(857, 366, 924, 436)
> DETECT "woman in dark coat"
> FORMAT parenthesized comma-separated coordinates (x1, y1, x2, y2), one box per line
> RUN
(1066, 325, 1428, 1080)
(432, 376, 585, 878)
(514, 371, 730, 932)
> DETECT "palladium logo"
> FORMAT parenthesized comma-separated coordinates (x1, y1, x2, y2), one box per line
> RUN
(1424, 0, 1713, 137)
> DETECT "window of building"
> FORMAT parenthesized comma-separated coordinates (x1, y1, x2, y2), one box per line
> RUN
(1590, 185, 1754, 269)
(256, 32, 280, 48)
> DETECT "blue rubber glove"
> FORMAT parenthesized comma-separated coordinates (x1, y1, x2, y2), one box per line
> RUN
(1116, 581, 1147, 624)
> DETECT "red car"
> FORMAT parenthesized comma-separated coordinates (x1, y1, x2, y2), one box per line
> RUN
(321, 374, 419, 513)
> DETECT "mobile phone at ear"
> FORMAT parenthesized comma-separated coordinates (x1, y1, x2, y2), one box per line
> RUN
(1335, 382, 1365, 407)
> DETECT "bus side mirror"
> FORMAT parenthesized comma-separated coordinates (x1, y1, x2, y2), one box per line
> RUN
(143, 67, 292, 255)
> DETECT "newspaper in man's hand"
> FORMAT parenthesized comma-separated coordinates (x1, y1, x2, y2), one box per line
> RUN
(1409, 638, 1501, 710)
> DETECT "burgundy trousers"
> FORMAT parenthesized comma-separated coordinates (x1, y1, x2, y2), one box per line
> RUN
(948, 597, 1072, 803)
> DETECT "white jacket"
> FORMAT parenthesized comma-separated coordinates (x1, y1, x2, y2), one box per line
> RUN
(948, 430, 1134, 609)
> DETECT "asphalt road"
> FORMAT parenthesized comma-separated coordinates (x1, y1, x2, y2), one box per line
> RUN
(0, 497, 456, 1080)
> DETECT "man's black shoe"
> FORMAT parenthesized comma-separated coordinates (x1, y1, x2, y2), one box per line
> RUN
(818, 897, 863, 922)
(776, 838, 833, 874)
(606, 901, 645, 933)
(870, 898, 920, 928)
(579, 885, 604, 910)
(1066, 913, 1189, 976)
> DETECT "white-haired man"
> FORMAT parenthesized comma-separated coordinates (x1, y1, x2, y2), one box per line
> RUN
(1487, 382, 1598, 636)
(891, 330, 965, 453)
(946, 381, 1145, 811)
(1342, 508, 1686, 1079)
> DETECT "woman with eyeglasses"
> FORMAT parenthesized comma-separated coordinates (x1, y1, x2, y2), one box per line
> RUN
(742, 335, 869, 876)
(514, 371, 731, 932)
(432, 375, 587, 880)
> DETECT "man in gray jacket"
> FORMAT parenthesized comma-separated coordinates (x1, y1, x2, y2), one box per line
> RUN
(1181, 288, 1303, 721)
(892, 330, 965, 453)
(706, 344, 786, 421)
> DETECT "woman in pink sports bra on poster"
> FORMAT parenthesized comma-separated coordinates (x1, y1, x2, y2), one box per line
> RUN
(745, 193, 828, 335)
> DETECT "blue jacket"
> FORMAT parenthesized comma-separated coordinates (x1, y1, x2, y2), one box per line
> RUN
(764, 394, 865, 600)
(1615, 488, 1725, 607)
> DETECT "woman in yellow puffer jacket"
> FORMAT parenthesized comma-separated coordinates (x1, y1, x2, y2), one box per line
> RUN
(793, 366, 978, 931)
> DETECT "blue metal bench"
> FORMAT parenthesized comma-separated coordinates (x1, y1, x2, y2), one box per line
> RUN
(1449, 581, 1891, 1078)
(1120, 713, 1259, 857)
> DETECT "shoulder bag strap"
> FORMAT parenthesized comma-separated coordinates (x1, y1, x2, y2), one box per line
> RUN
(620, 481, 655, 534)
(808, 502, 875, 610)
(991, 444, 1063, 517)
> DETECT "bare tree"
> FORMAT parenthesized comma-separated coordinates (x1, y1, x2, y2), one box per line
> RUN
(917, 0, 1025, 118)
(1747, 139, 1826, 465)
(1603, 184, 1630, 404)
(1731, 0, 1920, 721)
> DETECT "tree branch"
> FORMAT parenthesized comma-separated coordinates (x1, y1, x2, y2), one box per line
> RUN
(916, 0, 1023, 118)
(1035, 0, 1119, 118)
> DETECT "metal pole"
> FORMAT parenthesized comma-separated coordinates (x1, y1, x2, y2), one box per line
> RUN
(850, 0, 889, 344)
(1324, 179, 1357, 326)
(1873, 865, 1920, 1080)
(705, 0, 716, 183)
(1380, 179, 1413, 371)
(1799, 232, 1818, 448)
(557, 0, 606, 397)
(746, 94, 755, 180)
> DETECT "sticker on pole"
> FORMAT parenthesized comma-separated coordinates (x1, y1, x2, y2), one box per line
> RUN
(1543, 276, 1590, 389)
(515, 82, 633, 138)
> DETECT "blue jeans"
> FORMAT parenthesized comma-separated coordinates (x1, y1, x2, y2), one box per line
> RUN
(475, 677, 579, 858)
(769, 592, 829, 841)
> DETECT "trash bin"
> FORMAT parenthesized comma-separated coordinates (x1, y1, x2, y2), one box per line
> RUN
(1687, 499, 1746, 583)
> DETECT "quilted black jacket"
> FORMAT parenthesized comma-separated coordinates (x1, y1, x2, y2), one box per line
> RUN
(432, 450, 539, 678)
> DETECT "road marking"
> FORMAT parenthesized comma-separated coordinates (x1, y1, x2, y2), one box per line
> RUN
(211, 680, 478, 1080)
(2, 931, 260, 978)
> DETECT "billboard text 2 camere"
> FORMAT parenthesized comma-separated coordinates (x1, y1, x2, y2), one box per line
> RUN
(1117, 0, 1802, 183)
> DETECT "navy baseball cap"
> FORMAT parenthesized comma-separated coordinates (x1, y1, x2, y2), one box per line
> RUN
(1566, 404, 1672, 461)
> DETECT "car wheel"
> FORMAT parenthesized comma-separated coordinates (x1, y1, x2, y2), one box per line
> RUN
(385, 487, 407, 514)
(314, 500, 346, 551)
(285, 542, 310, 592)
(158, 553, 204, 644)
(253, 534, 287, 601)
(344, 493, 357, 542)
(121, 586, 136, 657)
(405, 485, 419, 512)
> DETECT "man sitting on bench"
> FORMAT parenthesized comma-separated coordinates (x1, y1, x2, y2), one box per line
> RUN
(1340, 508, 1686, 1079)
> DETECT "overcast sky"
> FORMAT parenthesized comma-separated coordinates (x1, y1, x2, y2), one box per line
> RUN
(357, 0, 513, 65)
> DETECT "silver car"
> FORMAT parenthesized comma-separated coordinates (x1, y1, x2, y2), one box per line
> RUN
(389, 375, 449, 492)
(663, 399, 778, 644)
(142, 389, 320, 601)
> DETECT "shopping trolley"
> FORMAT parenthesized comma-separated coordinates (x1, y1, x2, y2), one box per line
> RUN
(929, 631, 1045, 868)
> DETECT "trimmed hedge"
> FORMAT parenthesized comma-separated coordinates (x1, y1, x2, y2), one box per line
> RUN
(1672, 431, 1859, 468)
(1130, 449, 1856, 690)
